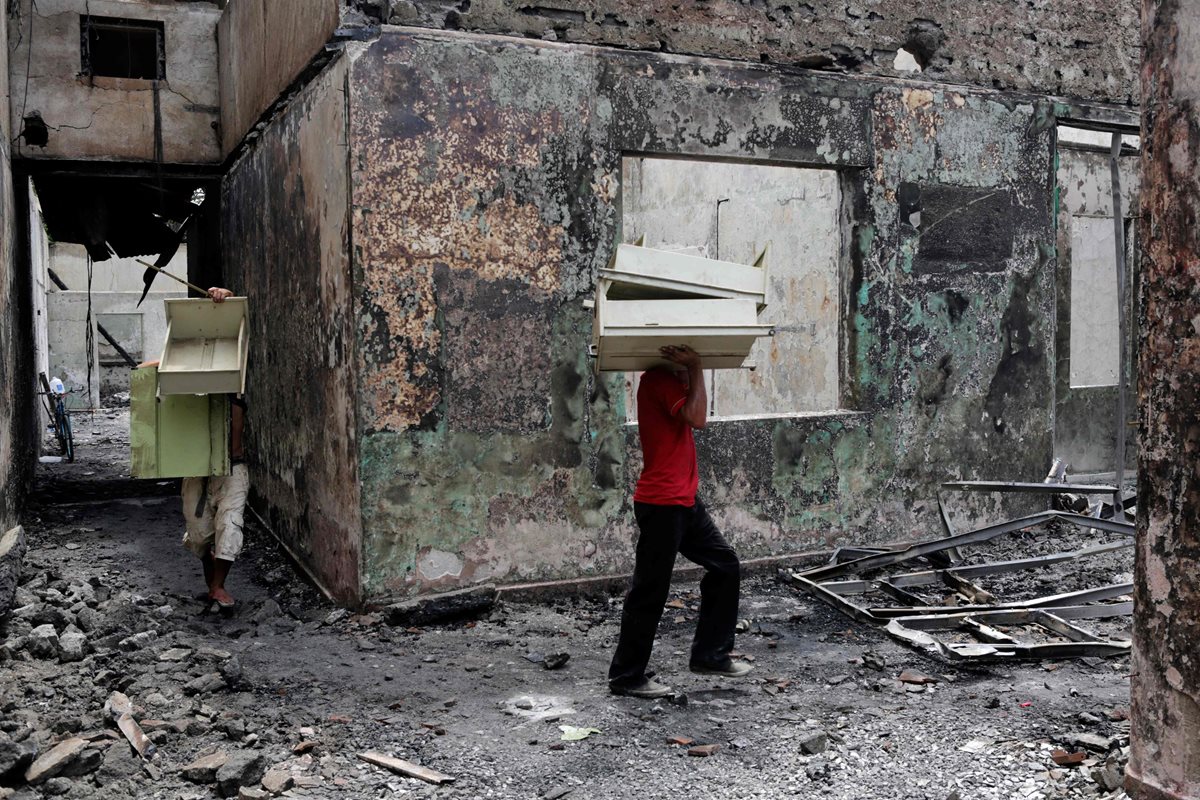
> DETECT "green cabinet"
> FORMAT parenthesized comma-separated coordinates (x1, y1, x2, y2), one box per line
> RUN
(130, 366, 230, 479)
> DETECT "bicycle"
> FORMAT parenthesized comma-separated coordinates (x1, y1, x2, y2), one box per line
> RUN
(38, 373, 75, 463)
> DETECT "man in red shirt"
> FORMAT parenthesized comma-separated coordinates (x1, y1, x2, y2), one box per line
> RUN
(608, 344, 752, 698)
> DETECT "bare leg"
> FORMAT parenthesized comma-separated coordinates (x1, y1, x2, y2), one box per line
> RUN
(208, 558, 235, 606)
(201, 551, 215, 589)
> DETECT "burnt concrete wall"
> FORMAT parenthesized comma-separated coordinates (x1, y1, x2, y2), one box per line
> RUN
(217, 0, 340, 156)
(7, 0, 222, 163)
(0, 4, 35, 533)
(1, 9, 21, 530)
(386, 0, 1139, 105)
(348, 29, 1056, 599)
(221, 55, 363, 605)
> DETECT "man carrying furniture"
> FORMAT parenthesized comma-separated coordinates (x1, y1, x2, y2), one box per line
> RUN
(179, 287, 247, 609)
(608, 344, 752, 699)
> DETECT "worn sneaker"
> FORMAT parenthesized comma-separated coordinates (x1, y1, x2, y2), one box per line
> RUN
(689, 659, 754, 678)
(610, 678, 675, 698)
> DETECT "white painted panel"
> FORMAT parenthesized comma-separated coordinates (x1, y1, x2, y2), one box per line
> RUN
(1069, 216, 1120, 387)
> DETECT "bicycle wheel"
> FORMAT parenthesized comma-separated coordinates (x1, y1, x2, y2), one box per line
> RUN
(56, 402, 74, 463)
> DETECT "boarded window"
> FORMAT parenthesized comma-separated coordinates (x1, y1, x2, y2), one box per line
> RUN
(81, 16, 165, 81)
(621, 157, 842, 419)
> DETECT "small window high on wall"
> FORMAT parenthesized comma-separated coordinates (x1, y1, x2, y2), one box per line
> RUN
(80, 16, 165, 81)
(621, 156, 843, 420)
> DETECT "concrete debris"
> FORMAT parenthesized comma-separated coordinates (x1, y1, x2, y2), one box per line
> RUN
(0, 735, 38, 781)
(57, 629, 86, 662)
(898, 670, 937, 685)
(1051, 749, 1087, 767)
(358, 751, 454, 785)
(26, 624, 60, 660)
(23, 737, 87, 784)
(260, 767, 294, 794)
(182, 750, 229, 783)
(0, 527, 27, 620)
(0, 471, 1139, 799)
(542, 652, 570, 670)
(797, 730, 829, 755)
(216, 752, 267, 798)
(184, 672, 228, 696)
(384, 584, 498, 628)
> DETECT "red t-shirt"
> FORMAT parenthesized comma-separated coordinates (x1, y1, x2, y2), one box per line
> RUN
(633, 369, 698, 506)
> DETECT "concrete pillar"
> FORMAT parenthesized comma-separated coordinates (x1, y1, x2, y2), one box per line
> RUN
(1126, 2, 1200, 798)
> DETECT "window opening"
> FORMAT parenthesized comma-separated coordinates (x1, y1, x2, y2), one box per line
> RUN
(80, 16, 165, 80)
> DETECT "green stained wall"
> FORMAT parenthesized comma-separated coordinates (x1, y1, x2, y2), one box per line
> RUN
(346, 30, 1059, 600)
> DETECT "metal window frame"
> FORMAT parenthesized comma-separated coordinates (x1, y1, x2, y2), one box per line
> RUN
(786, 484, 1134, 662)
(80, 15, 167, 81)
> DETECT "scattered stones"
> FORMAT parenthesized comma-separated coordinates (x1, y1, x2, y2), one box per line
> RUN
(23, 737, 87, 784)
(58, 630, 86, 662)
(158, 647, 192, 662)
(184, 672, 227, 696)
(0, 735, 37, 781)
(220, 655, 243, 685)
(687, 744, 720, 757)
(798, 730, 828, 755)
(182, 750, 229, 783)
(26, 624, 60, 659)
(118, 631, 157, 651)
(216, 752, 267, 798)
(806, 758, 830, 780)
(261, 768, 294, 794)
(542, 652, 570, 670)
(1051, 749, 1087, 767)
(666, 736, 694, 746)
(898, 670, 936, 685)
(0, 527, 28, 620)
(862, 651, 886, 671)
(1092, 756, 1123, 791)
(238, 788, 269, 800)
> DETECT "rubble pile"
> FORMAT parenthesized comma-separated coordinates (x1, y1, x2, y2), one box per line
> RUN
(1, 487, 1140, 800)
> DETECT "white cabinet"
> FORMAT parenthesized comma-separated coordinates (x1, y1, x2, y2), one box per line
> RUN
(591, 243, 774, 372)
(600, 243, 770, 308)
(157, 298, 249, 395)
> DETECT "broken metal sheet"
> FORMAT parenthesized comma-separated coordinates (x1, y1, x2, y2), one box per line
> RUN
(895, 540, 1132, 584)
(941, 481, 1118, 494)
(817, 541, 1132, 596)
(800, 511, 1062, 582)
(784, 572, 880, 624)
(884, 612, 1132, 662)
(1050, 512, 1134, 536)
(866, 583, 1133, 618)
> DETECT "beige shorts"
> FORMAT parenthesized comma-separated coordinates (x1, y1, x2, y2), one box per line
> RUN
(181, 464, 249, 562)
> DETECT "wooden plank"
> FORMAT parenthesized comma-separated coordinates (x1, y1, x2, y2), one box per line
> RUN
(358, 752, 454, 785)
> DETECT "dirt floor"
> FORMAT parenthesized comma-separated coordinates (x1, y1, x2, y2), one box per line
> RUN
(1, 412, 1135, 799)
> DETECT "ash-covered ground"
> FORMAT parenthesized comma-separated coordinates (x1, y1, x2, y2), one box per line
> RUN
(1, 412, 1134, 800)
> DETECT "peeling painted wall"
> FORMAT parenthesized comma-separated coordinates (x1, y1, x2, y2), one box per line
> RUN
(385, 0, 1139, 104)
(347, 29, 1058, 600)
(7, 0, 222, 163)
(221, 55, 363, 606)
